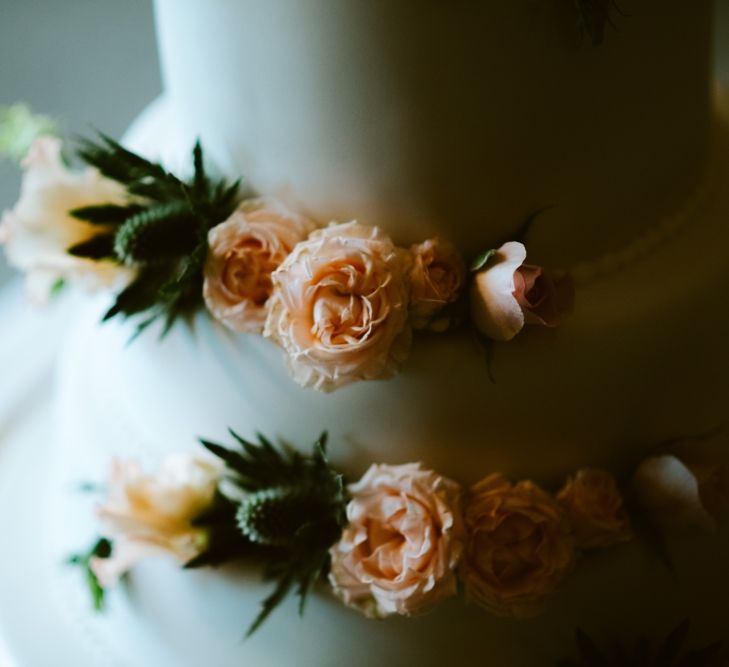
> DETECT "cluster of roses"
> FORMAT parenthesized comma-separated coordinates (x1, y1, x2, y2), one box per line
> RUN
(327, 463, 630, 618)
(0, 136, 573, 392)
(203, 202, 466, 392)
(88, 436, 727, 621)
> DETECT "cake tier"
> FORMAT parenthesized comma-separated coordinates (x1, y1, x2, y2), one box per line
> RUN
(62, 89, 729, 489)
(154, 0, 713, 267)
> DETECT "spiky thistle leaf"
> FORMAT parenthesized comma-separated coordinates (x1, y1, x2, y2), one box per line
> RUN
(573, 0, 624, 46)
(199, 431, 348, 636)
(76, 137, 241, 334)
(563, 621, 725, 666)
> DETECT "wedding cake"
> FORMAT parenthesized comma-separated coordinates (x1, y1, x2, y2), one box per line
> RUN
(2, 0, 729, 665)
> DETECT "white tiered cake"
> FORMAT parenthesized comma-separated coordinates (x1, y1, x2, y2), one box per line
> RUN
(41, 0, 729, 665)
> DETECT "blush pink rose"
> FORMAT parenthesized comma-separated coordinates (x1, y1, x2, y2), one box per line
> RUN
(0, 136, 131, 303)
(557, 468, 632, 549)
(460, 473, 576, 617)
(203, 198, 314, 333)
(409, 238, 466, 331)
(90, 454, 220, 587)
(264, 221, 412, 392)
(470, 242, 574, 341)
(329, 463, 464, 617)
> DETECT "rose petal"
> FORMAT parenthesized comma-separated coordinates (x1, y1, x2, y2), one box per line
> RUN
(470, 241, 527, 341)
(633, 455, 715, 530)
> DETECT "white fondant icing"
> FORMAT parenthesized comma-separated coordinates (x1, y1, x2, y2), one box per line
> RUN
(152, 0, 713, 267)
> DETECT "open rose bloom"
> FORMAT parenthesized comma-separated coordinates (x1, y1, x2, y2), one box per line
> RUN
(0, 136, 131, 303)
(264, 222, 412, 391)
(460, 474, 576, 617)
(408, 238, 466, 331)
(90, 454, 220, 587)
(557, 468, 632, 549)
(203, 198, 315, 333)
(329, 463, 464, 617)
(470, 241, 574, 341)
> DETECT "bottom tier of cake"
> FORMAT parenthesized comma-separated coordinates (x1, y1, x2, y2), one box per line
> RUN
(48, 337, 729, 665)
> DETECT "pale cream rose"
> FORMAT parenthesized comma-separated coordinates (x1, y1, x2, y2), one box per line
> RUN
(264, 221, 412, 392)
(408, 238, 466, 331)
(203, 198, 315, 333)
(0, 136, 131, 303)
(470, 241, 574, 341)
(90, 454, 220, 587)
(633, 455, 719, 531)
(556, 468, 632, 549)
(460, 473, 576, 617)
(329, 462, 464, 617)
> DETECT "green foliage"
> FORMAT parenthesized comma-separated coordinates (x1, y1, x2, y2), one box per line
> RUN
(0, 104, 57, 162)
(470, 248, 497, 273)
(67, 234, 116, 261)
(113, 201, 198, 264)
(72, 134, 240, 335)
(67, 537, 113, 611)
(200, 431, 348, 636)
(573, 0, 623, 46)
(559, 620, 725, 667)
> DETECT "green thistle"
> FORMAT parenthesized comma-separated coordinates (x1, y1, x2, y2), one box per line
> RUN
(200, 431, 348, 636)
(113, 201, 198, 264)
(72, 135, 240, 336)
(237, 486, 333, 547)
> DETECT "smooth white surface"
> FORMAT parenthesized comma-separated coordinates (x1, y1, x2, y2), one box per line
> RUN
(153, 0, 712, 267)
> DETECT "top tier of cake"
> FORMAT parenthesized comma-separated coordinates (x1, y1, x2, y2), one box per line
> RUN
(154, 0, 713, 267)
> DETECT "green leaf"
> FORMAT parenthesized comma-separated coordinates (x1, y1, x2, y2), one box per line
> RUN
(67, 537, 113, 612)
(246, 572, 295, 638)
(77, 133, 184, 202)
(470, 248, 497, 273)
(50, 278, 65, 298)
(70, 203, 143, 225)
(67, 234, 115, 260)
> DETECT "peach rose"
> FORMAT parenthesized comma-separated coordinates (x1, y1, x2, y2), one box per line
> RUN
(408, 238, 466, 331)
(0, 136, 132, 303)
(203, 198, 315, 333)
(633, 455, 722, 531)
(470, 242, 574, 341)
(328, 463, 464, 617)
(90, 454, 220, 587)
(557, 468, 632, 549)
(460, 474, 576, 617)
(264, 221, 412, 391)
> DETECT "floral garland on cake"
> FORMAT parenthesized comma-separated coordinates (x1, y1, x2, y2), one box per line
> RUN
(70, 429, 727, 636)
(0, 120, 574, 391)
